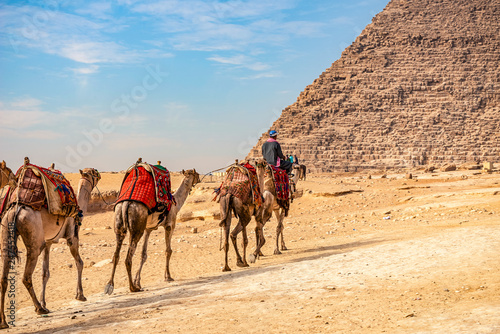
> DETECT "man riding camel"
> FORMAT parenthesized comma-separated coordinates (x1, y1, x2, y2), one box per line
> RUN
(261, 130, 293, 175)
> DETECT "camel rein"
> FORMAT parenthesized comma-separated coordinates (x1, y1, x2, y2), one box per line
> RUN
(198, 163, 236, 183)
(80, 176, 117, 206)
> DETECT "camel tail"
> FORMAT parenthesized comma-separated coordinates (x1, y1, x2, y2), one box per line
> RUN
(122, 201, 131, 232)
(219, 194, 232, 227)
(5, 206, 22, 261)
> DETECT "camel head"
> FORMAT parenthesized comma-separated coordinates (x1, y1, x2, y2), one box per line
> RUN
(254, 158, 267, 169)
(79, 168, 101, 190)
(0, 160, 17, 189)
(182, 169, 200, 186)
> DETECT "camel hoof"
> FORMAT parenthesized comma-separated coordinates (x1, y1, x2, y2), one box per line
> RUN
(237, 262, 249, 268)
(165, 277, 174, 282)
(76, 295, 87, 302)
(274, 249, 282, 255)
(104, 283, 114, 295)
(248, 254, 257, 263)
(0, 322, 9, 329)
(258, 251, 264, 256)
(281, 246, 288, 251)
(130, 285, 142, 293)
(222, 266, 231, 272)
(36, 307, 50, 315)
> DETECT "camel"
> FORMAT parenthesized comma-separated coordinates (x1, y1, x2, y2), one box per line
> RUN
(40, 168, 100, 308)
(0, 165, 100, 329)
(217, 162, 265, 272)
(0, 161, 16, 190)
(249, 160, 300, 263)
(298, 164, 307, 181)
(104, 169, 200, 295)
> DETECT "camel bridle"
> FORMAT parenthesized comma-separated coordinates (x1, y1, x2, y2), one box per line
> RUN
(0, 167, 15, 185)
(80, 169, 100, 191)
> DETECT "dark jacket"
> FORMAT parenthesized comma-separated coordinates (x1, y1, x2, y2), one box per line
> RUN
(262, 140, 286, 166)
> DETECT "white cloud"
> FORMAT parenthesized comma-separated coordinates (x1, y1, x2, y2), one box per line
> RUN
(208, 54, 270, 71)
(241, 72, 282, 80)
(130, 0, 323, 54)
(71, 65, 100, 75)
(58, 41, 134, 64)
(0, 98, 93, 139)
(0, 4, 154, 64)
(10, 97, 44, 109)
(74, 2, 112, 20)
(0, 98, 48, 129)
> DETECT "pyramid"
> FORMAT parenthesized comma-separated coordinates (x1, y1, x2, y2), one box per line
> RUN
(247, 0, 500, 172)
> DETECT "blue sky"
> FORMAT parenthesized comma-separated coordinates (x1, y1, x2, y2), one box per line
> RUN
(0, 0, 387, 174)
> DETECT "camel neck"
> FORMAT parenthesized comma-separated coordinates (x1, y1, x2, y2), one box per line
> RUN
(76, 178, 93, 215)
(172, 176, 193, 212)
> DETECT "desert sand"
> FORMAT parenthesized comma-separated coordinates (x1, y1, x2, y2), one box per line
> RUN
(3, 167, 500, 333)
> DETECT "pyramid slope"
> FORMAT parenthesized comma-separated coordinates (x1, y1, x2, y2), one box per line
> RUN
(247, 0, 500, 172)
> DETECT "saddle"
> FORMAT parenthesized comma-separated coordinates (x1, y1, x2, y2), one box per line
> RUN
(213, 162, 263, 209)
(0, 163, 79, 219)
(116, 162, 176, 214)
(267, 165, 291, 216)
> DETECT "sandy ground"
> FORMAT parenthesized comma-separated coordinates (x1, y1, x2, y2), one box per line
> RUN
(2, 168, 500, 333)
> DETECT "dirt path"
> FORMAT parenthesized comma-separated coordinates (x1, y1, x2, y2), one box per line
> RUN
(3, 170, 500, 333)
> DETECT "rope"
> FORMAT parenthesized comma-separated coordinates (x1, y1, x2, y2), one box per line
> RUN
(94, 185, 116, 206)
(199, 163, 236, 183)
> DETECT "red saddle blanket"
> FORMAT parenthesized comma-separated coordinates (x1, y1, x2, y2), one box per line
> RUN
(214, 163, 263, 209)
(116, 164, 175, 212)
(269, 165, 290, 201)
(0, 164, 79, 218)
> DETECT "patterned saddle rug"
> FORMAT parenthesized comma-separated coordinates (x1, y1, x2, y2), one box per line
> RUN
(0, 163, 79, 219)
(213, 162, 263, 209)
(116, 163, 175, 213)
(268, 165, 290, 216)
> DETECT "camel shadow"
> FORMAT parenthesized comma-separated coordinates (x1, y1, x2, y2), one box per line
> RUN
(27, 237, 391, 333)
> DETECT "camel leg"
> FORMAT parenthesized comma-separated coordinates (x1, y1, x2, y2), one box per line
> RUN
(278, 209, 287, 251)
(134, 229, 151, 288)
(274, 209, 286, 255)
(219, 195, 232, 272)
(67, 235, 86, 301)
(249, 211, 266, 263)
(251, 203, 273, 262)
(0, 210, 15, 329)
(249, 224, 262, 264)
(19, 227, 49, 315)
(40, 243, 51, 309)
(0, 248, 11, 329)
(240, 217, 250, 268)
(125, 229, 144, 292)
(104, 211, 127, 295)
(164, 224, 175, 282)
(230, 220, 247, 268)
(259, 205, 273, 255)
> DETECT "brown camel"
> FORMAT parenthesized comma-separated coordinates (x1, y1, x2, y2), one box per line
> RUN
(40, 168, 100, 308)
(104, 169, 200, 295)
(0, 161, 16, 190)
(218, 162, 264, 272)
(249, 160, 300, 263)
(298, 164, 307, 181)
(0, 165, 100, 329)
